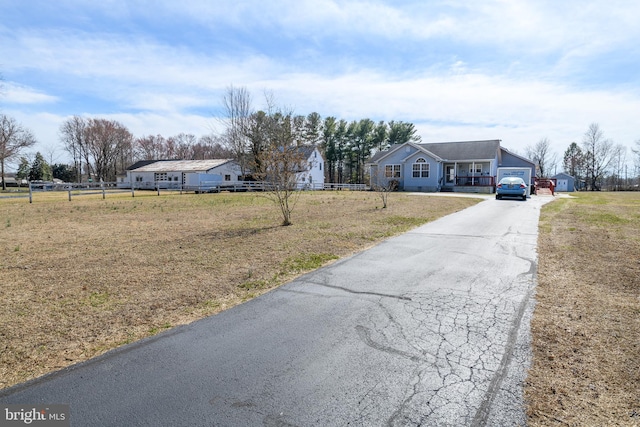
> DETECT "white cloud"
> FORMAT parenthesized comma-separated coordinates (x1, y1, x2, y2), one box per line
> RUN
(3, 83, 58, 104)
(3, 0, 639, 167)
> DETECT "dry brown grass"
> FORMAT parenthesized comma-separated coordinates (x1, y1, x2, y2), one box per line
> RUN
(0, 190, 479, 389)
(526, 192, 640, 426)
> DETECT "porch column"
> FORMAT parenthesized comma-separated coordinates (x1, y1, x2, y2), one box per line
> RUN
(472, 161, 475, 186)
(454, 162, 458, 185)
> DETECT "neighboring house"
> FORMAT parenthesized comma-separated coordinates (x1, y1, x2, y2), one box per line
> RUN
(551, 172, 575, 192)
(119, 159, 243, 190)
(1, 175, 28, 187)
(295, 146, 325, 189)
(367, 140, 535, 193)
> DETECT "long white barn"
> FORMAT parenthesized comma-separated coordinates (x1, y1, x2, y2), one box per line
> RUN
(119, 159, 242, 190)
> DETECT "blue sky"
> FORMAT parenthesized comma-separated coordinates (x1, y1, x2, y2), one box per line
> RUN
(1, 0, 639, 167)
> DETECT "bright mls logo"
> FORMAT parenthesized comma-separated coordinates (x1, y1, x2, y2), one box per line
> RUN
(1, 405, 69, 427)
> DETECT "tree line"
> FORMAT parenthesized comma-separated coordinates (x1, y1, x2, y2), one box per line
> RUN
(526, 123, 636, 191)
(4, 102, 640, 191)
(2, 89, 422, 186)
(218, 86, 422, 185)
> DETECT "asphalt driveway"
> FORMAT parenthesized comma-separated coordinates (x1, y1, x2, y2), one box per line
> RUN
(1, 195, 551, 426)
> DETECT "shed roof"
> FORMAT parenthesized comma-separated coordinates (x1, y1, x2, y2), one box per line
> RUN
(552, 172, 575, 180)
(129, 159, 234, 173)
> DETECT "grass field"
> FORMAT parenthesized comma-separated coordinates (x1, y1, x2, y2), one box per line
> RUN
(526, 192, 640, 426)
(2, 190, 638, 425)
(0, 190, 479, 389)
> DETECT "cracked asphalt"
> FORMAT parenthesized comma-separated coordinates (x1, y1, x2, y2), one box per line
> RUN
(0, 195, 552, 426)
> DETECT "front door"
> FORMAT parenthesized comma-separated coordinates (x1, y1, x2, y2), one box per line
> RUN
(445, 165, 455, 184)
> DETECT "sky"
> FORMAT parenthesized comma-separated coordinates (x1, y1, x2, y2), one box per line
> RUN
(1, 0, 639, 169)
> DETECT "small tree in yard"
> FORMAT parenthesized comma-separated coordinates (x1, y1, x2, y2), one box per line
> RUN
(255, 112, 308, 226)
(370, 164, 397, 208)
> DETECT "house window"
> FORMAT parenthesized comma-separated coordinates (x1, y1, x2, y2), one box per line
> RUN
(412, 158, 429, 178)
(469, 164, 483, 174)
(135, 176, 143, 182)
(385, 164, 401, 178)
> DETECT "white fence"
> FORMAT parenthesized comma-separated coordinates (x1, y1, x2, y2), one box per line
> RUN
(0, 181, 367, 203)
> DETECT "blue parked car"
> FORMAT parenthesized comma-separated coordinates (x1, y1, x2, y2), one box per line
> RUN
(496, 177, 527, 200)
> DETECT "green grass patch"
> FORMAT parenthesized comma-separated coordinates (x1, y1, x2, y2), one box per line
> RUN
(88, 291, 110, 307)
(583, 212, 629, 225)
(148, 323, 172, 335)
(280, 253, 340, 274)
(376, 215, 430, 229)
(238, 279, 272, 291)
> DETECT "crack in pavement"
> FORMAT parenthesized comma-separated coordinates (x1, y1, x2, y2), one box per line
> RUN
(347, 271, 534, 426)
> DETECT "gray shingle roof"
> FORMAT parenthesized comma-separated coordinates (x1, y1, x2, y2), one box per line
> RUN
(419, 140, 501, 161)
(369, 140, 502, 163)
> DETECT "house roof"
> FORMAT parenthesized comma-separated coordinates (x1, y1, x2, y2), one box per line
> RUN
(128, 159, 235, 173)
(368, 142, 443, 163)
(369, 140, 502, 164)
(419, 140, 501, 161)
(297, 145, 318, 159)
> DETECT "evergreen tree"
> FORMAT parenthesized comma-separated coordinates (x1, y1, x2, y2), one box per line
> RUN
(15, 156, 30, 181)
(51, 163, 77, 182)
(28, 152, 52, 181)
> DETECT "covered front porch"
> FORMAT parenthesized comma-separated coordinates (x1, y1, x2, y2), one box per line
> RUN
(441, 162, 495, 194)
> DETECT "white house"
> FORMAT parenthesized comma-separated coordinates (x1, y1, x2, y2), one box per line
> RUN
(120, 159, 242, 190)
(295, 146, 325, 189)
(367, 140, 535, 193)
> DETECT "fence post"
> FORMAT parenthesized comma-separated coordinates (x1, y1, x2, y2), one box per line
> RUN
(68, 189, 72, 201)
(28, 181, 33, 203)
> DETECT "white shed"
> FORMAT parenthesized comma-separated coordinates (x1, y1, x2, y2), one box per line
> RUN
(552, 172, 575, 192)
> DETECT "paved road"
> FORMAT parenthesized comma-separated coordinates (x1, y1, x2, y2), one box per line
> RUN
(1, 195, 552, 426)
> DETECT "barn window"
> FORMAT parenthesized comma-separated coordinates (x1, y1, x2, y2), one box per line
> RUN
(154, 173, 168, 181)
(225, 174, 231, 181)
(412, 158, 429, 178)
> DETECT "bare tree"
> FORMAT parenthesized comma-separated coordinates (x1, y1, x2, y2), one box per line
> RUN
(632, 139, 640, 184)
(221, 85, 252, 178)
(0, 114, 36, 190)
(255, 110, 308, 226)
(582, 123, 614, 191)
(194, 134, 231, 159)
(369, 164, 397, 208)
(608, 144, 627, 190)
(167, 133, 197, 159)
(84, 118, 133, 181)
(135, 135, 166, 161)
(526, 137, 558, 178)
(59, 116, 87, 183)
